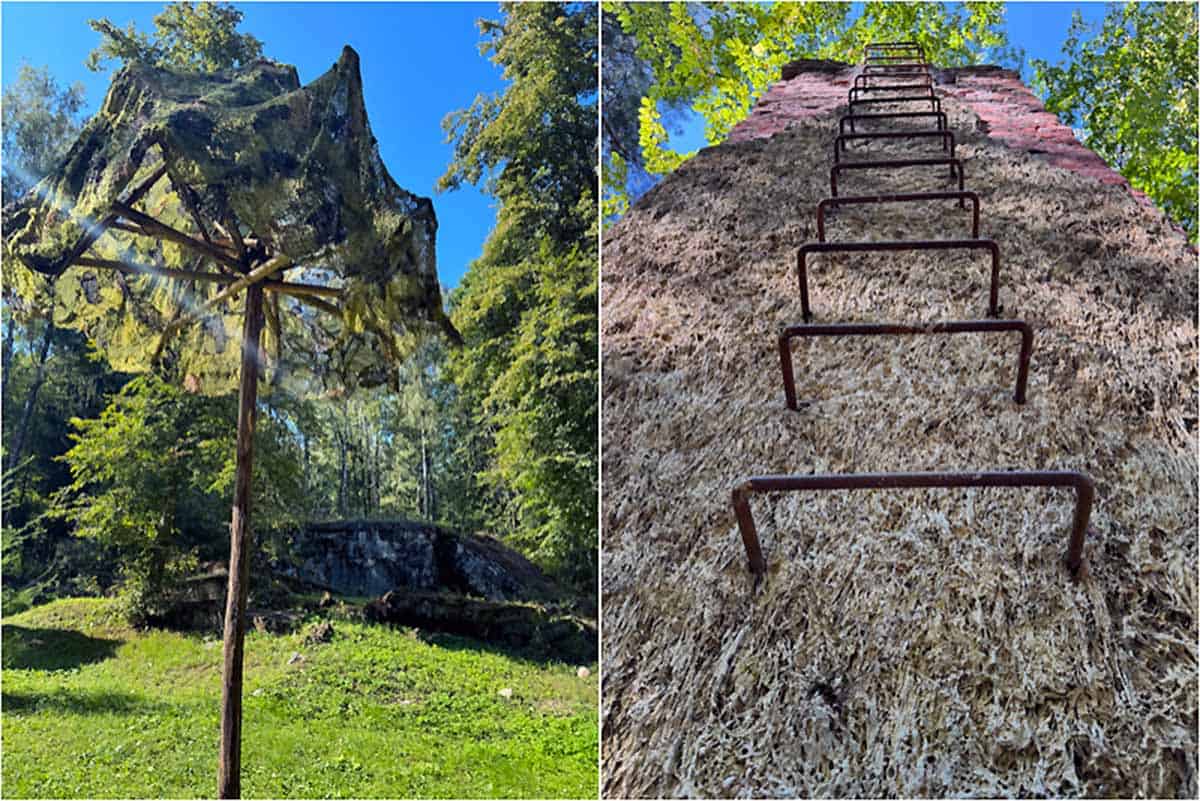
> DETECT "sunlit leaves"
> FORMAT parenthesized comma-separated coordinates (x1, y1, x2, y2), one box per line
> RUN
(440, 3, 597, 591)
(1032, 3, 1198, 241)
(607, 1, 1011, 193)
(85, 2, 263, 73)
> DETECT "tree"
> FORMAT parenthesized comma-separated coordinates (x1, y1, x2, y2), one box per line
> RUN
(439, 2, 597, 257)
(1032, 3, 1198, 242)
(1, 65, 86, 205)
(1, 65, 88, 534)
(440, 2, 598, 592)
(603, 2, 1014, 213)
(51, 374, 304, 623)
(85, 2, 263, 73)
(4, 38, 454, 799)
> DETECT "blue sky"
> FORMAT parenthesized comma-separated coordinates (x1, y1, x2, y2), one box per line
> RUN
(1, 2, 508, 290)
(666, 2, 1111, 155)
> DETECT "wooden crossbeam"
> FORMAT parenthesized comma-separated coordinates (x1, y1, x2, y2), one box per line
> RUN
(111, 200, 244, 273)
(72, 257, 341, 302)
(60, 164, 168, 270)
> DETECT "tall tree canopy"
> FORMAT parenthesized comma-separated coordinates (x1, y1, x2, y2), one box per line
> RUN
(1032, 3, 1198, 242)
(85, 2, 264, 73)
(1, 65, 86, 206)
(439, 2, 598, 592)
(603, 1, 1012, 214)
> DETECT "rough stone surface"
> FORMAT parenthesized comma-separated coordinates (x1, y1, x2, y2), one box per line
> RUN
(601, 68, 1196, 797)
(364, 589, 597, 662)
(281, 519, 559, 602)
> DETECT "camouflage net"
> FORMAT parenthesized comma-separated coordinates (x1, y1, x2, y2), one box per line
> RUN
(3, 46, 453, 394)
(601, 95, 1197, 796)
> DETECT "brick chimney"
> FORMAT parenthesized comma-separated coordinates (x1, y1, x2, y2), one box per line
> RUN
(730, 59, 1174, 226)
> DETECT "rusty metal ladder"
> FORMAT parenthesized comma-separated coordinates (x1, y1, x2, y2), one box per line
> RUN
(732, 43, 1096, 584)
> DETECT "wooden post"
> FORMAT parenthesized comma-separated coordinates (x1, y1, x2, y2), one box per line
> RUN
(218, 284, 265, 798)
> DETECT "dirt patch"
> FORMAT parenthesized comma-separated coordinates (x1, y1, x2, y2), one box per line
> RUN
(601, 95, 1197, 797)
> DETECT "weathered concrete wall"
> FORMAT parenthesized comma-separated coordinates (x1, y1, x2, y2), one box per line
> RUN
(279, 520, 558, 602)
(728, 59, 1167, 222)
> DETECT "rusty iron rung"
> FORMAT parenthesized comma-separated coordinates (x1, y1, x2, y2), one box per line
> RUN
(817, 191, 979, 241)
(863, 62, 931, 71)
(866, 54, 927, 63)
(731, 471, 1095, 582)
(849, 84, 935, 102)
(834, 130, 955, 161)
(849, 95, 941, 113)
(856, 73, 933, 89)
(796, 239, 1002, 321)
(777, 319, 1032, 410)
(830, 157, 964, 197)
(840, 111, 946, 134)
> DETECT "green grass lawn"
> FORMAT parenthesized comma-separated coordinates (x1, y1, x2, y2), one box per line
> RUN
(2, 598, 598, 798)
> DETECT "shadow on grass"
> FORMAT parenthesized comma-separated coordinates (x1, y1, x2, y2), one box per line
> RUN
(415, 627, 598, 666)
(1, 625, 122, 671)
(1, 687, 169, 716)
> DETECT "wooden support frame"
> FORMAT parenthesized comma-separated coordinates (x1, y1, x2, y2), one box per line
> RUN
(71, 166, 347, 799)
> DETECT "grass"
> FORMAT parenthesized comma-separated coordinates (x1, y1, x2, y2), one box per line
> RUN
(2, 597, 598, 798)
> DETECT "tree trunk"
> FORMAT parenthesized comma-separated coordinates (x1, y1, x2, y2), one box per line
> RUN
(337, 428, 347, 517)
(420, 433, 430, 519)
(301, 429, 310, 505)
(2, 314, 14, 403)
(217, 285, 265, 799)
(6, 322, 54, 472)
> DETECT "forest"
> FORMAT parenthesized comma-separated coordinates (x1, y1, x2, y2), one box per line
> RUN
(2, 1, 598, 620)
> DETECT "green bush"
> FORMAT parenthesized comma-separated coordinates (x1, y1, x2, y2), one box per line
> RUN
(50, 374, 305, 623)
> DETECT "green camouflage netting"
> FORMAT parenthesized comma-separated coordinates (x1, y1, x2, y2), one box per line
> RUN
(3, 46, 454, 394)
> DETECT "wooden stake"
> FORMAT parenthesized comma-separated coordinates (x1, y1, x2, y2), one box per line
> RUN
(217, 283, 265, 799)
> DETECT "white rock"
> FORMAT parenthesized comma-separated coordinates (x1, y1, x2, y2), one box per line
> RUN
(577, 666, 591, 679)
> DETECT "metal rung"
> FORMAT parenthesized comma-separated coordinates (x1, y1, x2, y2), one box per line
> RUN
(796, 239, 1002, 321)
(849, 84, 936, 102)
(865, 45, 925, 58)
(867, 54, 927, 63)
(849, 95, 941, 113)
(863, 62, 931, 72)
(731, 471, 1095, 582)
(840, 111, 946, 134)
(834, 130, 955, 161)
(831, 157, 964, 197)
(817, 191, 979, 241)
(856, 73, 933, 89)
(777, 319, 1032, 409)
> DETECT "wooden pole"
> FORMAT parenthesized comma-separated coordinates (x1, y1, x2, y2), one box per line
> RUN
(217, 283, 265, 799)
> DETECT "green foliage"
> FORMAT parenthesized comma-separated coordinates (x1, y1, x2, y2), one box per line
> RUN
(1032, 3, 1198, 242)
(440, 3, 598, 593)
(49, 375, 304, 622)
(601, 149, 630, 222)
(0, 64, 85, 205)
(603, 1, 1013, 212)
(85, 2, 263, 73)
(439, 2, 598, 251)
(2, 597, 598, 798)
